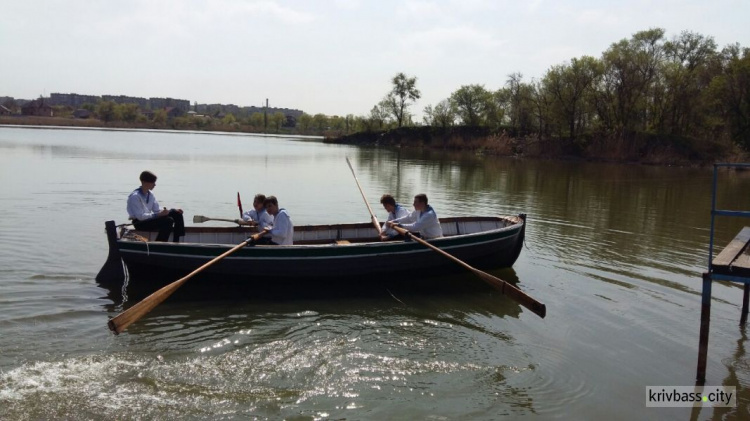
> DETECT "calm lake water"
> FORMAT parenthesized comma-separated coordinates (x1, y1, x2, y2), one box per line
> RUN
(1, 126, 749, 419)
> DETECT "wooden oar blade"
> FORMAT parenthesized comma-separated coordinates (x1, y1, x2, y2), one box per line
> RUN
(392, 225, 546, 318)
(193, 215, 209, 223)
(108, 277, 190, 334)
(482, 270, 546, 318)
(107, 239, 252, 334)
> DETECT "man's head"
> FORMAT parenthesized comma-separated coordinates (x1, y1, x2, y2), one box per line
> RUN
(253, 194, 266, 211)
(139, 171, 157, 189)
(380, 194, 396, 213)
(413, 193, 428, 211)
(264, 195, 279, 216)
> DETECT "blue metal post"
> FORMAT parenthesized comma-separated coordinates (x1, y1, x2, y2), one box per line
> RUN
(696, 272, 712, 384)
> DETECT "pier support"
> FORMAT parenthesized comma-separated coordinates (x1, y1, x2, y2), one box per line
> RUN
(742, 284, 750, 325)
(696, 272, 712, 384)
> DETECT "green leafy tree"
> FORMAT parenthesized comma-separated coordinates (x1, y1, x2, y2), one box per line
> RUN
(329, 115, 345, 131)
(153, 109, 167, 125)
(370, 102, 389, 129)
(449, 84, 492, 126)
(423, 99, 455, 128)
(709, 44, 750, 148)
(297, 113, 313, 132)
(597, 28, 666, 133)
(313, 113, 329, 132)
(543, 56, 601, 138)
(222, 113, 237, 125)
(382, 72, 421, 127)
(121, 103, 140, 122)
(96, 101, 118, 122)
(656, 31, 718, 135)
(249, 112, 264, 128)
(271, 112, 285, 132)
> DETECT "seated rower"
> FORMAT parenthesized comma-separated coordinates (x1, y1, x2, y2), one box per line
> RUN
(379, 193, 409, 241)
(387, 193, 443, 240)
(126, 170, 185, 242)
(251, 196, 294, 245)
(239, 193, 274, 242)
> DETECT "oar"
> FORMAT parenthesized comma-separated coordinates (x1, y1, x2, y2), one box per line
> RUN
(237, 192, 244, 218)
(391, 225, 546, 318)
(107, 238, 254, 334)
(345, 157, 382, 235)
(193, 215, 242, 224)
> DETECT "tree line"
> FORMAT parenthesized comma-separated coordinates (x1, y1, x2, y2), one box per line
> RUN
(363, 28, 750, 154)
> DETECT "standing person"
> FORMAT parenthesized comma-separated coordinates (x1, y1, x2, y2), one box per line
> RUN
(251, 196, 294, 245)
(126, 170, 185, 242)
(379, 194, 409, 241)
(387, 193, 443, 239)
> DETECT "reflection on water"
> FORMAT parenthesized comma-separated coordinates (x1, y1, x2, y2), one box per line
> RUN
(1, 126, 750, 418)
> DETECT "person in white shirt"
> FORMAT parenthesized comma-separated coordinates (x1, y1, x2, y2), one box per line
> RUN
(251, 195, 293, 245)
(126, 170, 184, 242)
(379, 194, 410, 241)
(239, 193, 274, 243)
(387, 193, 443, 240)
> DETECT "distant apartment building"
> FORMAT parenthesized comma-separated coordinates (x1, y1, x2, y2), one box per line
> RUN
(49, 93, 101, 107)
(102, 95, 149, 110)
(49, 92, 189, 112)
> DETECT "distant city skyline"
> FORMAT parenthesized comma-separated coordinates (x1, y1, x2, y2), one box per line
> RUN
(2, 92, 304, 117)
(2, 0, 749, 120)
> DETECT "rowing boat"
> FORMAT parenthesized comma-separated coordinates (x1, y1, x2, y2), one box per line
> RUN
(96, 214, 526, 292)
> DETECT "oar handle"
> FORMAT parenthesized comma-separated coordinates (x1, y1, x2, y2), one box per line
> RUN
(391, 225, 546, 318)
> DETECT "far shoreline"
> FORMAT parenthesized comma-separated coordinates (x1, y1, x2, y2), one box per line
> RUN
(0, 123, 324, 141)
(3, 118, 746, 167)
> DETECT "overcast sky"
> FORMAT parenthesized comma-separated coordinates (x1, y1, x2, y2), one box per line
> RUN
(2, 0, 748, 119)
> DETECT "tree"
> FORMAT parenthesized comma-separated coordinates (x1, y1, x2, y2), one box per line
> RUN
(152, 109, 167, 125)
(529, 78, 553, 138)
(271, 112, 285, 132)
(313, 113, 328, 132)
(297, 113, 313, 132)
(449, 84, 492, 126)
(423, 99, 456, 128)
(249, 112, 264, 128)
(121, 103, 140, 122)
(597, 28, 666, 133)
(543, 56, 601, 138)
(96, 101, 119, 122)
(709, 44, 750, 148)
(382, 72, 421, 127)
(657, 31, 718, 135)
(370, 102, 389, 129)
(222, 113, 237, 125)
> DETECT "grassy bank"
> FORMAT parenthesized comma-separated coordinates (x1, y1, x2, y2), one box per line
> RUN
(325, 126, 747, 166)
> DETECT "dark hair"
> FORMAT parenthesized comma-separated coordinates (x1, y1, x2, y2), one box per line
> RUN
(139, 171, 157, 183)
(263, 195, 278, 207)
(414, 193, 428, 204)
(253, 194, 266, 203)
(380, 194, 396, 207)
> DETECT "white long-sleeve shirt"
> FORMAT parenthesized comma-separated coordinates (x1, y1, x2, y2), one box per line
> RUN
(392, 205, 443, 239)
(126, 188, 160, 221)
(242, 208, 274, 227)
(266, 208, 293, 245)
(381, 204, 410, 237)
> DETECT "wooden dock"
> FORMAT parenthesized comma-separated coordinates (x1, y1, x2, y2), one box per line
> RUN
(696, 163, 750, 384)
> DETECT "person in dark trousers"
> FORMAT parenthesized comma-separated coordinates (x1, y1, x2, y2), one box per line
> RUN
(126, 170, 185, 242)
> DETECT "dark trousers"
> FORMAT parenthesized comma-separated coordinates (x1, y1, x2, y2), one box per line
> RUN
(133, 210, 185, 242)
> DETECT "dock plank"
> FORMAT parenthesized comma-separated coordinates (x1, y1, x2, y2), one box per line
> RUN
(713, 227, 750, 268)
(733, 253, 750, 271)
